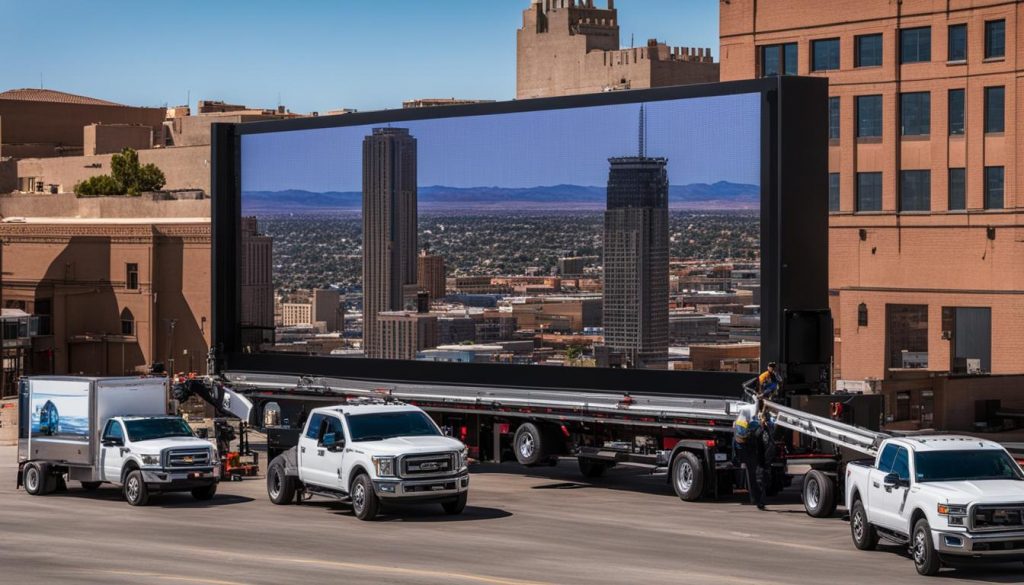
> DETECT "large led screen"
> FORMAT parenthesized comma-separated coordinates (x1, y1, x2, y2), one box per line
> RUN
(238, 93, 762, 375)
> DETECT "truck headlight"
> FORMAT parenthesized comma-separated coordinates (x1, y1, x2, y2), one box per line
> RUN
(372, 456, 395, 478)
(459, 447, 469, 470)
(938, 503, 968, 525)
(140, 454, 161, 467)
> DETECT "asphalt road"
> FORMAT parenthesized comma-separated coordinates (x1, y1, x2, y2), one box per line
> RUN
(2, 446, 1022, 585)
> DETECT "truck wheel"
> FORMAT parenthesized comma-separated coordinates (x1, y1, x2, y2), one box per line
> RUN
(671, 451, 705, 501)
(513, 423, 549, 466)
(191, 483, 217, 501)
(803, 470, 837, 518)
(351, 474, 380, 521)
(577, 457, 609, 478)
(123, 470, 150, 506)
(23, 463, 49, 495)
(80, 481, 102, 491)
(267, 460, 296, 505)
(849, 499, 878, 550)
(442, 492, 468, 515)
(912, 518, 941, 576)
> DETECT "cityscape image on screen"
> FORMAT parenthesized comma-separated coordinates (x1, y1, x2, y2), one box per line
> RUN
(239, 93, 761, 373)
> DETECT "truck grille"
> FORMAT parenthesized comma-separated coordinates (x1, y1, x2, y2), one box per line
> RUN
(971, 505, 1024, 532)
(400, 453, 455, 478)
(164, 448, 212, 468)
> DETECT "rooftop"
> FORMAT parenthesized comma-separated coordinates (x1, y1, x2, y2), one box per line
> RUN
(0, 88, 126, 107)
(0, 217, 209, 225)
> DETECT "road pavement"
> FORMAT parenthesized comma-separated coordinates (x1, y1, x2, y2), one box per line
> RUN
(1, 446, 1021, 585)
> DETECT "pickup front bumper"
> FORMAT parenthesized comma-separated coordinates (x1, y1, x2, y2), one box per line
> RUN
(934, 528, 1024, 559)
(373, 471, 469, 500)
(141, 466, 220, 491)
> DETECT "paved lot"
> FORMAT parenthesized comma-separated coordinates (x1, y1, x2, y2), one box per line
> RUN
(1, 446, 1022, 585)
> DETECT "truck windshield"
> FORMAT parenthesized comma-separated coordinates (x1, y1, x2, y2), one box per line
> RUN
(346, 411, 441, 442)
(123, 418, 195, 442)
(915, 450, 1023, 482)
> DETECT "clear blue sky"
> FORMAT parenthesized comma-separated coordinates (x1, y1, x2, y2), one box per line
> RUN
(2, 0, 719, 112)
(241, 93, 760, 193)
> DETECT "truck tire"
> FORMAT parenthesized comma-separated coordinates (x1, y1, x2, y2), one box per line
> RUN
(803, 470, 837, 518)
(191, 483, 217, 501)
(80, 481, 102, 491)
(671, 451, 705, 501)
(513, 423, 549, 466)
(442, 492, 468, 515)
(351, 474, 380, 521)
(912, 518, 941, 576)
(267, 459, 296, 505)
(849, 499, 878, 550)
(577, 456, 610, 478)
(123, 470, 150, 506)
(23, 463, 50, 496)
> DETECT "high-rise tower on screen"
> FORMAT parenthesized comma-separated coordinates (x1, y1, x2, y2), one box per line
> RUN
(602, 106, 669, 368)
(362, 127, 418, 359)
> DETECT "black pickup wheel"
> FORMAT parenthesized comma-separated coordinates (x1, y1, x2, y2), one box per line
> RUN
(849, 499, 878, 550)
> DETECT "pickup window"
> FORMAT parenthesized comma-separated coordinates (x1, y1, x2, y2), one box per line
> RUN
(318, 416, 344, 442)
(123, 418, 194, 441)
(305, 413, 326, 439)
(915, 450, 1023, 483)
(877, 443, 898, 472)
(102, 420, 124, 442)
(891, 447, 910, 482)
(346, 411, 441, 442)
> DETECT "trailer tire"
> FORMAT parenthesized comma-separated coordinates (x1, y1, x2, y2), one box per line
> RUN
(191, 483, 217, 501)
(577, 457, 609, 478)
(849, 499, 878, 550)
(351, 473, 380, 521)
(80, 481, 102, 491)
(671, 451, 705, 501)
(513, 423, 549, 466)
(803, 470, 837, 518)
(442, 492, 468, 515)
(123, 470, 150, 506)
(23, 463, 49, 495)
(267, 460, 296, 505)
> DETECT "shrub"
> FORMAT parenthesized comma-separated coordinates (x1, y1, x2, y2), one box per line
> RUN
(74, 148, 166, 197)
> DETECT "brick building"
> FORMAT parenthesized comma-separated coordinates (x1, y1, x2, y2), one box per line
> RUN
(416, 250, 446, 302)
(720, 0, 1024, 429)
(516, 0, 718, 99)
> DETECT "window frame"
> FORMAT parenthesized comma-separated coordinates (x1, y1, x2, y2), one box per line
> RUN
(947, 23, 967, 62)
(126, 263, 140, 291)
(856, 172, 883, 212)
(984, 166, 1004, 210)
(856, 94, 883, 138)
(899, 91, 930, 137)
(854, 34, 883, 68)
(984, 19, 1006, 59)
(947, 168, 966, 211)
(947, 88, 965, 136)
(984, 86, 1005, 134)
(899, 170, 931, 212)
(759, 42, 798, 77)
(812, 37, 841, 72)
(900, 26, 932, 64)
(828, 172, 841, 212)
(828, 96, 840, 140)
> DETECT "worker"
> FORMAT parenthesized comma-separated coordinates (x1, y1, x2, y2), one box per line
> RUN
(757, 361, 782, 400)
(733, 400, 770, 510)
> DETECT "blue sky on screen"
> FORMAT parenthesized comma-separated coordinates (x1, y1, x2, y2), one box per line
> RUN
(241, 93, 760, 193)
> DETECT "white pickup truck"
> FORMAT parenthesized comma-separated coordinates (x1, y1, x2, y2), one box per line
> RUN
(265, 401, 469, 520)
(845, 435, 1024, 575)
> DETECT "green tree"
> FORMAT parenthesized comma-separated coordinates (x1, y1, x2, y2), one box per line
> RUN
(74, 174, 121, 197)
(565, 344, 584, 364)
(74, 148, 166, 197)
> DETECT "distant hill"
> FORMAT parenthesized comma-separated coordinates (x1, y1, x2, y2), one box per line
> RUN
(242, 182, 759, 212)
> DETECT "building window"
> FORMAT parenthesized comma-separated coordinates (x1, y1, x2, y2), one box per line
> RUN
(947, 24, 967, 61)
(887, 304, 928, 369)
(943, 307, 992, 373)
(900, 91, 930, 136)
(858, 303, 869, 327)
(895, 392, 912, 421)
(856, 95, 883, 138)
(985, 20, 1005, 59)
(828, 96, 840, 140)
(984, 86, 1004, 133)
(760, 43, 797, 76)
(900, 170, 930, 212)
(126, 263, 139, 290)
(984, 166, 1004, 209)
(857, 172, 883, 212)
(34, 298, 53, 336)
(948, 88, 965, 135)
(812, 38, 840, 71)
(120, 308, 135, 336)
(900, 27, 931, 63)
(828, 173, 840, 212)
(855, 34, 883, 67)
(948, 168, 966, 211)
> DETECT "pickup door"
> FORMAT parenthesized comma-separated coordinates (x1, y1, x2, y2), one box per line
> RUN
(100, 419, 128, 482)
(867, 443, 912, 532)
(297, 413, 346, 490)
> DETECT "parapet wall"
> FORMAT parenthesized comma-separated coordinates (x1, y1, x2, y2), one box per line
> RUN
(0, 191, 211, 219)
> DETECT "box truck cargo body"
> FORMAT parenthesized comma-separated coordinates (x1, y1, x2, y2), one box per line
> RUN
(17, 376, 219, 506)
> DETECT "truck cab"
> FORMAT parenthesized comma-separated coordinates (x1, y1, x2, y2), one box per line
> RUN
(265, 401, 469, 520)
(845, 435, 1024, 576)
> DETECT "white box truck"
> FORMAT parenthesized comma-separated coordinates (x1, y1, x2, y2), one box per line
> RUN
(17, 376, 220, 506)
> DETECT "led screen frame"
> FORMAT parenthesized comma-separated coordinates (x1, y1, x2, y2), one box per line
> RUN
(212, 76, 828, 397)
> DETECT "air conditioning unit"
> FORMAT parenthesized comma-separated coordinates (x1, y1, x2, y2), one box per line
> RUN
(966, 358, 982, 375)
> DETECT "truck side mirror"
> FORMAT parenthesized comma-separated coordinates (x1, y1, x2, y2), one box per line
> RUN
(321, 432, 344, 451)
(883, 472, 900, 488)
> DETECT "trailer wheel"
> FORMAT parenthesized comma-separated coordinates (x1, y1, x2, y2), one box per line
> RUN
(267, 459, 296, 505)
(80, 481, 102, 491)
(577, 457, 610, 478)
(802, 470, 837, 518)
(123, 470, 150, 506)
(23, 463, 49, 495)
(351, 473, 380, 521)
(513, 423, 550, 466)
(671, 451, 705, 501)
